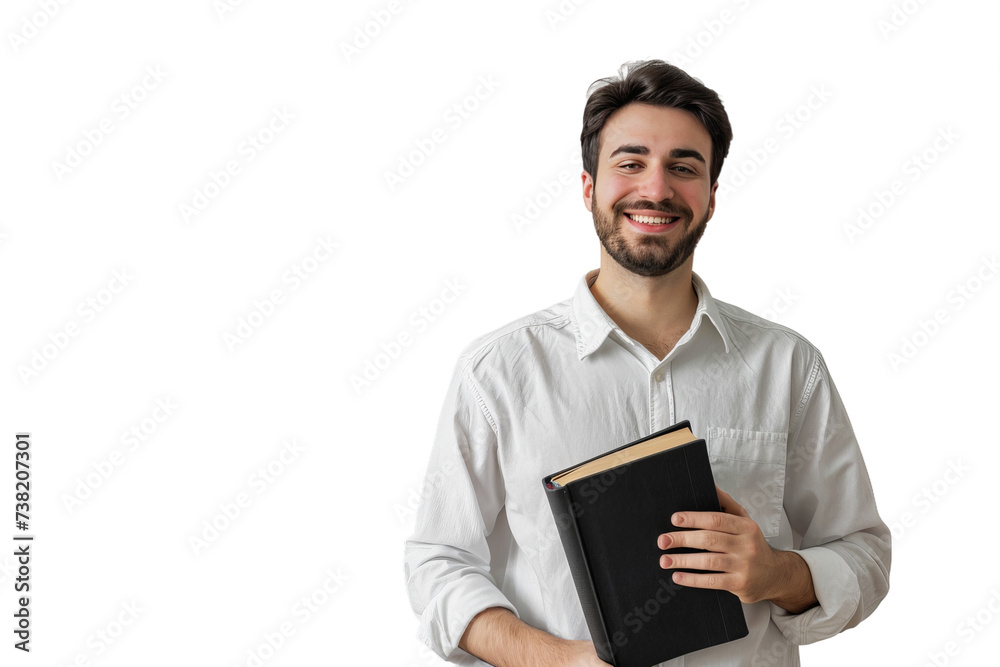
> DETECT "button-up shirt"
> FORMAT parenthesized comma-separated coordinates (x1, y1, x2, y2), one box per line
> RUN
(403, 269, 890, 666)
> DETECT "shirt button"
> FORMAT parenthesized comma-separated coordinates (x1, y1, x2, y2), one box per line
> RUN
(653, 371, 664, 382)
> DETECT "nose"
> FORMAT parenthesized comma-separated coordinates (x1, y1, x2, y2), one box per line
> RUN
(636, 164, 674, 202)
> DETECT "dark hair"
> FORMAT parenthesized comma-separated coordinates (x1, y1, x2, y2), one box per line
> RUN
(581, 60, 733, 187)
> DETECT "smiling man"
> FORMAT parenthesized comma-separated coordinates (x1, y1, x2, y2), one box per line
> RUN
(404, 60, 890, 666)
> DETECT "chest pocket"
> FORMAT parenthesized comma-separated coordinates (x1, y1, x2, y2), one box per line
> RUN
(706, 427, 787, 539)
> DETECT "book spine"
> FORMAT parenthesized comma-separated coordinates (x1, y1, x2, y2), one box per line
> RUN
(544, 484, 615, 665)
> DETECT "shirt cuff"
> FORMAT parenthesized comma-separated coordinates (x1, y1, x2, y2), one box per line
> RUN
(768, 546, 861, 645)
(416, 572, 520, 661)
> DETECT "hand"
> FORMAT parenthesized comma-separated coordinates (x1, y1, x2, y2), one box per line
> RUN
(555, 639, 613, 666)
(656, 486, 817, 611)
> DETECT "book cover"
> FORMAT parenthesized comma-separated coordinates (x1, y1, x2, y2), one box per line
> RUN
(542, 421, 748, 667)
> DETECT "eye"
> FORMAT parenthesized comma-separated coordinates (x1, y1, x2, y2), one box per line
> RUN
(619, 162, 642, 171)
(671, 165, 695, 174)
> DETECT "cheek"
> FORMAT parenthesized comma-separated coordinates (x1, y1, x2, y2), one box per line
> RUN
(597, 181, 629, 208)
(679, 185, 711, 208)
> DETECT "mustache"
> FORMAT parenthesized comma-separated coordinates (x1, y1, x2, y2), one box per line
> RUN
(612, 200, 690, 217)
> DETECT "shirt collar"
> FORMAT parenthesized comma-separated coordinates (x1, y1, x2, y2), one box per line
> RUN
(572, 268, 732, 361)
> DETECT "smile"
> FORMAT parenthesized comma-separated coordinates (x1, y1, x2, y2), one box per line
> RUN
(624, 213, 680, 225)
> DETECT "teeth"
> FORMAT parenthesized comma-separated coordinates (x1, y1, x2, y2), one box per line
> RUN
(629, 214, 676, 225)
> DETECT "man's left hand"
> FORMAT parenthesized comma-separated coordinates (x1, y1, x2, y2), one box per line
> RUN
(656, 486, 818, 613)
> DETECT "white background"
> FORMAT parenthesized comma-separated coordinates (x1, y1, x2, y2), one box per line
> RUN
(2, 0, 998, 665)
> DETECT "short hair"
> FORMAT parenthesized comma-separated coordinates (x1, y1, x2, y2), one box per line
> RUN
(581, 60, 733, 187)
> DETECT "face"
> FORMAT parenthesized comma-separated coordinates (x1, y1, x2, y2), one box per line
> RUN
(582, 103, 718, 277)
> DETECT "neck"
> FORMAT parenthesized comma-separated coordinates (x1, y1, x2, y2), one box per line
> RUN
(589, 248, 699, 360)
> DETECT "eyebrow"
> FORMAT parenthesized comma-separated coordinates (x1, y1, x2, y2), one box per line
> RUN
(607, 144, 706, 164)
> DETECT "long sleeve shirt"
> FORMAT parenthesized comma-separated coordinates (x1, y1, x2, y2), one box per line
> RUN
(403, 269, 891, 666)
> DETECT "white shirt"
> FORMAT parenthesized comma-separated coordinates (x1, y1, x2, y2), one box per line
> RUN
(403, 269, 891, 666)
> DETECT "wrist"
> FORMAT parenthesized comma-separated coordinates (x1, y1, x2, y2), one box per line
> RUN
(526, 626, 577, 664)
(768, 550, 818, 614)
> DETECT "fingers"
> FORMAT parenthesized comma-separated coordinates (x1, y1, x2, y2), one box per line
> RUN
(658, 548, 744, 592)
(658, 549, 733, 572)
(669, 569, 742, 592)
(667, 509, 748, 535)
(657, 525, 739, 552)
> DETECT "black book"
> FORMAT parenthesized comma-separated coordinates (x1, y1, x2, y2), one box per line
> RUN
(542, 421, 748, 667)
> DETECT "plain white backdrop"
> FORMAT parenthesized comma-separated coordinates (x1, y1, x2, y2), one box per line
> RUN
(2, 0, 998, 665)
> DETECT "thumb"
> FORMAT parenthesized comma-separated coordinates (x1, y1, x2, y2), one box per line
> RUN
(715, 485, 750, 518)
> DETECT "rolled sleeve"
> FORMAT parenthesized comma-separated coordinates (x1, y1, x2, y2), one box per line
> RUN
(771, 353, 891, 644)
(403, 359, 518, 661)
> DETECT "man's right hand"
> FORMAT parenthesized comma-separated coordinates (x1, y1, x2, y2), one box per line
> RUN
(459, 607, 612, 667)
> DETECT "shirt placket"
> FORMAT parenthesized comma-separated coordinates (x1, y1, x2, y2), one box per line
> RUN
(649, 361, 674, 433)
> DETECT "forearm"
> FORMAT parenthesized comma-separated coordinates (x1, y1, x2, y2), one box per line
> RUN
(458, 607, 572, 667)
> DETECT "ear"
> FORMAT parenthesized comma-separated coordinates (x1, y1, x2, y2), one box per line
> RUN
(706, 180, 718, 221)
(582, 170, 594, 213)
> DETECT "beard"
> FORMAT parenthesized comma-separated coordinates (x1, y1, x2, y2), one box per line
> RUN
(592, 193, 710, 277)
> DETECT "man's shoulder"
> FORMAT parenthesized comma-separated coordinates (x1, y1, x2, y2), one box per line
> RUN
(712, 296, 824, 366)
(454, 297, 574, 368)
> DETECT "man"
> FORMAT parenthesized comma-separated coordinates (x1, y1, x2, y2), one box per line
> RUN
(404, 60, 890, 666)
